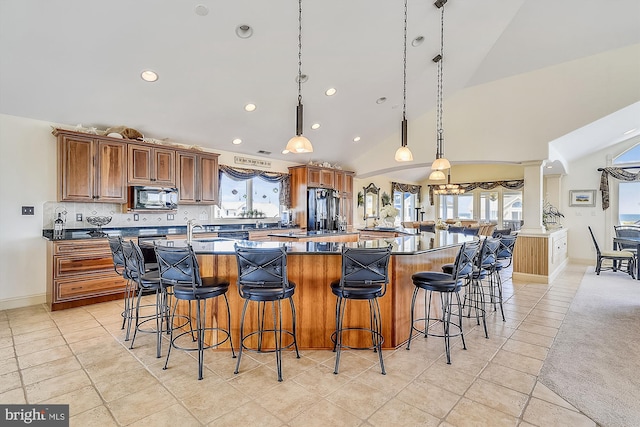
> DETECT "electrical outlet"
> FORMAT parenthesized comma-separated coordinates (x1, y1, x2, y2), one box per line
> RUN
(133, 214, 139, 221)
(167, 214, 175, 221)
(22, 206, 34, 215)
(76, 213, 83, 222)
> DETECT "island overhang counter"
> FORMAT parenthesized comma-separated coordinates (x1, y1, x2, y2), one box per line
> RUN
(156, 231, 475, 350)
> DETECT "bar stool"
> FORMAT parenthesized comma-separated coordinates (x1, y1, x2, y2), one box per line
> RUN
(491, 234, 518, 321)
(155, 244, 234, 380)
(122, 240, 167, 358)
(407, 241, 480, 364)
(330, 246, 392, 375)
(234, 244, 299, 382)
(107, 236, 131, 332)
(464, 237, 500, 337)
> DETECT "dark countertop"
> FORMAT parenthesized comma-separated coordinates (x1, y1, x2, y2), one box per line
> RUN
(267, 230, 360, 239)
(155, 231, 476, 255)
(42, 223, 300, 241)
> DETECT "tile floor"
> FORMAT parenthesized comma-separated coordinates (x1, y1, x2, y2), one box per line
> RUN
(0, 264, 598, 426)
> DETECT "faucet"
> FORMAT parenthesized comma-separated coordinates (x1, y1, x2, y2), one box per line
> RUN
(187, 219, 203, 243)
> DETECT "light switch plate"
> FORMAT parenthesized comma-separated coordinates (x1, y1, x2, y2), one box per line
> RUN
(167, 214, 175, 220)
(22, 206, 34, 215)
(76, 213, 83, 221)
(133, 214, 139, 221)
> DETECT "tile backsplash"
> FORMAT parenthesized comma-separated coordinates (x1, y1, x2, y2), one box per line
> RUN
(43, 201, 215, 229)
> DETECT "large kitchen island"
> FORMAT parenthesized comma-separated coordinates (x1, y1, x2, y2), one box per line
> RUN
(158, 231, 475, 350)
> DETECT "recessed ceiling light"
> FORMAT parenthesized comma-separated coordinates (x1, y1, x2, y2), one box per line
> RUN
(282, 149, 290, 154)
(311, 123, 320, 130)
(325, 88, 337, 96)
(353, 136, 361, 142)
(194, 4, 209, 16)
(232, 138, 242, 145)
(411, 36, 424, 47)
(140, 70, 158, 82)
(376, 97, 387, 104)
(546, 165, 553, 169)
(295, 74, 308, 84)
(623, 128, 637, 135)
(235, 24, 253, 39)
(244, 103, 256, 112)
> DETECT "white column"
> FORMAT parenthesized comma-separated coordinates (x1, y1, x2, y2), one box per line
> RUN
(520, 161, 546, 234)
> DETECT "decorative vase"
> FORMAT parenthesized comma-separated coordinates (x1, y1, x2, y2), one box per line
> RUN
(382, 217, 395, 228)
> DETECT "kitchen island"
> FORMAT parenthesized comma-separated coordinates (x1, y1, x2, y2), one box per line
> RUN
(268, 230, 360, 243)
(157, 231, 475, 350)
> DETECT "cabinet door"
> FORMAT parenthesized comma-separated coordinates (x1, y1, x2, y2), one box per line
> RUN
(127, 144, 152, 185)
(153, 147, 175, 186)
(307, 167, 322, 187)
(95, 141, 126, 203)
(320, 169, 335, 188)
(341, 195, 353, 227)
(199, 155, 218, 204)
(59, 135, 94, 201)
(335, 171, 346, 193)
(176, 152, 198, 203)
(344, 173, 353, 195)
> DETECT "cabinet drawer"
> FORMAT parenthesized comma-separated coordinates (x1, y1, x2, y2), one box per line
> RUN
(55, 276, 126, 302)
(53, 239, 111, 255)
(54, 254, 116, 278)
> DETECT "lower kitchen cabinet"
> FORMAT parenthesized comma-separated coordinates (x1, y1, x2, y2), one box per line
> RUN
(46, 239, 127, 311)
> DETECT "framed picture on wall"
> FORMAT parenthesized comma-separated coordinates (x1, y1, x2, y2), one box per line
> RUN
(569, 189, 596, 207)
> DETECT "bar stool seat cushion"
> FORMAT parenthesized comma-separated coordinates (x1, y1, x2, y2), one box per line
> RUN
(238, 282, 295, 302)
(330, 280, 384, 300)
(412, 271, 461, 292)
(172, 277, 230, 300)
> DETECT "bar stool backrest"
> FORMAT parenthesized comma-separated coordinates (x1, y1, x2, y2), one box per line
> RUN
(497, 235, 517, 260)
(481, 237, 501, 268)
(154, 245, 200, 290)
(235, 245, 290, 295)
(107, 235, 126, 276)
(122, 240, 147, 280)
(338, 246, 392, 288)
(454, 241, 480, 281)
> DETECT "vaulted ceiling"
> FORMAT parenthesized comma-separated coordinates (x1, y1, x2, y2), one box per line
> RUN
(1, 0, 639, 182)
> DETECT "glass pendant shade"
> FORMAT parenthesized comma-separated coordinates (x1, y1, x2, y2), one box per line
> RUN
(429, 169, 446, 180)
(431, 157, 450, 170)
(285, 135, 313, 153)
(395, 146, 413, 162)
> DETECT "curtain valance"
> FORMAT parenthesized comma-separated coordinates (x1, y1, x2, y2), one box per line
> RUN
(427, 179, 524, 205)
(391, 182, 422, 203)
(218, 165, 291, 207)
(598, 167, 640, 210)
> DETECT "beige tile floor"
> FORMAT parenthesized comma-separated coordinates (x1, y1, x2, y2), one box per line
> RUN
(0, 264, 598, 426)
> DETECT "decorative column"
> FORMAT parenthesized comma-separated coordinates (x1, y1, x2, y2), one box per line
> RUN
(520, 161, 546, 234)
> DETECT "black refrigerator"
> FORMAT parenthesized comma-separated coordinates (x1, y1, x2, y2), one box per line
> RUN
(307, 188, 340, 231)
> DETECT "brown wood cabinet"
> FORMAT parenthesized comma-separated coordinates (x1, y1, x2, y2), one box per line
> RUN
(46, 239, 127, 311)
(289, 165, 354, 230)
(127, 144, 175, 186)
(176, 151, 219, 204)
(55, 130, 127, 203)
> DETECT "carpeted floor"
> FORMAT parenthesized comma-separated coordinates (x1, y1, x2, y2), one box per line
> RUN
(539, 267, 640, 427)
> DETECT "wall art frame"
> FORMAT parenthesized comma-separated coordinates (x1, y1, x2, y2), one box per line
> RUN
(569, 189, 596, 207)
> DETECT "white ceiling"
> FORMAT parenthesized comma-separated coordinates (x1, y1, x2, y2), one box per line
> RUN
(1, 0, 639, 182)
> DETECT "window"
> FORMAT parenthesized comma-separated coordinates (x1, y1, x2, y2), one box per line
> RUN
(216, 174, 281, 218)
(438, 193, 473, 220)
(437, 188, 522, 230)
(393, 190, 417, 225)
(614, 143, 640, 225)
(479, 192, 498, 222)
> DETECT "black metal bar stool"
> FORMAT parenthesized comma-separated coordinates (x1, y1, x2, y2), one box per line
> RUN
(154, 244, 234, 380)
(407, 241, 479, 364)
(234, 244, 299, 382)
(330, 245, 392, 375)
(107, 236, 131, 333)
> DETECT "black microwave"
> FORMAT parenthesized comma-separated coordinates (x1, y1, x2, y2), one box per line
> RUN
(129, 186, 178, 211)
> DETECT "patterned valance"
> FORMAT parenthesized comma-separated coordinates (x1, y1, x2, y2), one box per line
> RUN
(391, 182, 422, 202)
(218, 165, 291, 207)
(427, 179, 524, 205)
(598, 167, 640, 210)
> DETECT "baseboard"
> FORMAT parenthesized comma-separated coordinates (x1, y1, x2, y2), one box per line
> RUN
(0, 293, 47, 311)
(513, 272, 550, 284)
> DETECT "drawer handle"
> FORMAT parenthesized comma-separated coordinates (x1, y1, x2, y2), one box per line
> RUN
(70, 286, 83, 291)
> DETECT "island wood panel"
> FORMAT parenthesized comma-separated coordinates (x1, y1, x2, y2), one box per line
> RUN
(513, 235, 549, 276)
(184, 247, 460, 350)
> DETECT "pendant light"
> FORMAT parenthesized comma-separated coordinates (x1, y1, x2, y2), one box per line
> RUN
(430, 0, 450, 174)
(395, 0, 413, 162)
(285, 0, 313, 154)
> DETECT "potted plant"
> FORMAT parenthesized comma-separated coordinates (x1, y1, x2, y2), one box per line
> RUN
(542, 201, 564, 230)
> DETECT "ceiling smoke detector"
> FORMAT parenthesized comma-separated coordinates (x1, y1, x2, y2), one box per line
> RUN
(194, 5, 209, 16)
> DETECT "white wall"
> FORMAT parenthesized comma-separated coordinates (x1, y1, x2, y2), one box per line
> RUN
(562, 135, 640, 264)
(0, 115, 57, 309)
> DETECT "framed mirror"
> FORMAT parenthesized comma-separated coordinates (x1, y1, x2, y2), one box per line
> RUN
(363, 183, 380, 220)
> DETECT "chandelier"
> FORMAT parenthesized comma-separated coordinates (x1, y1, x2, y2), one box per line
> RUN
(432, 171, 465, 195)
(394, 0, 413, 162)
(285, 0, 313, 154)
(429, 0, 451, 178)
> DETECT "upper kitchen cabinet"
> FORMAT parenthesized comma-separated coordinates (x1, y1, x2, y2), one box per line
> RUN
(335, 170, 354, 196)
(127, 144, 175, 186)
(307, 166, 335, 188)
(176, 151, 219, 204)
(55, 130, 127, 203)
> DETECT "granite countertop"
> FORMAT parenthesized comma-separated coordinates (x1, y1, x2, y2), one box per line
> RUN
(42, 223, 300, 241)
(155, 231, 476, 255)
(267, 230, 360, 238)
